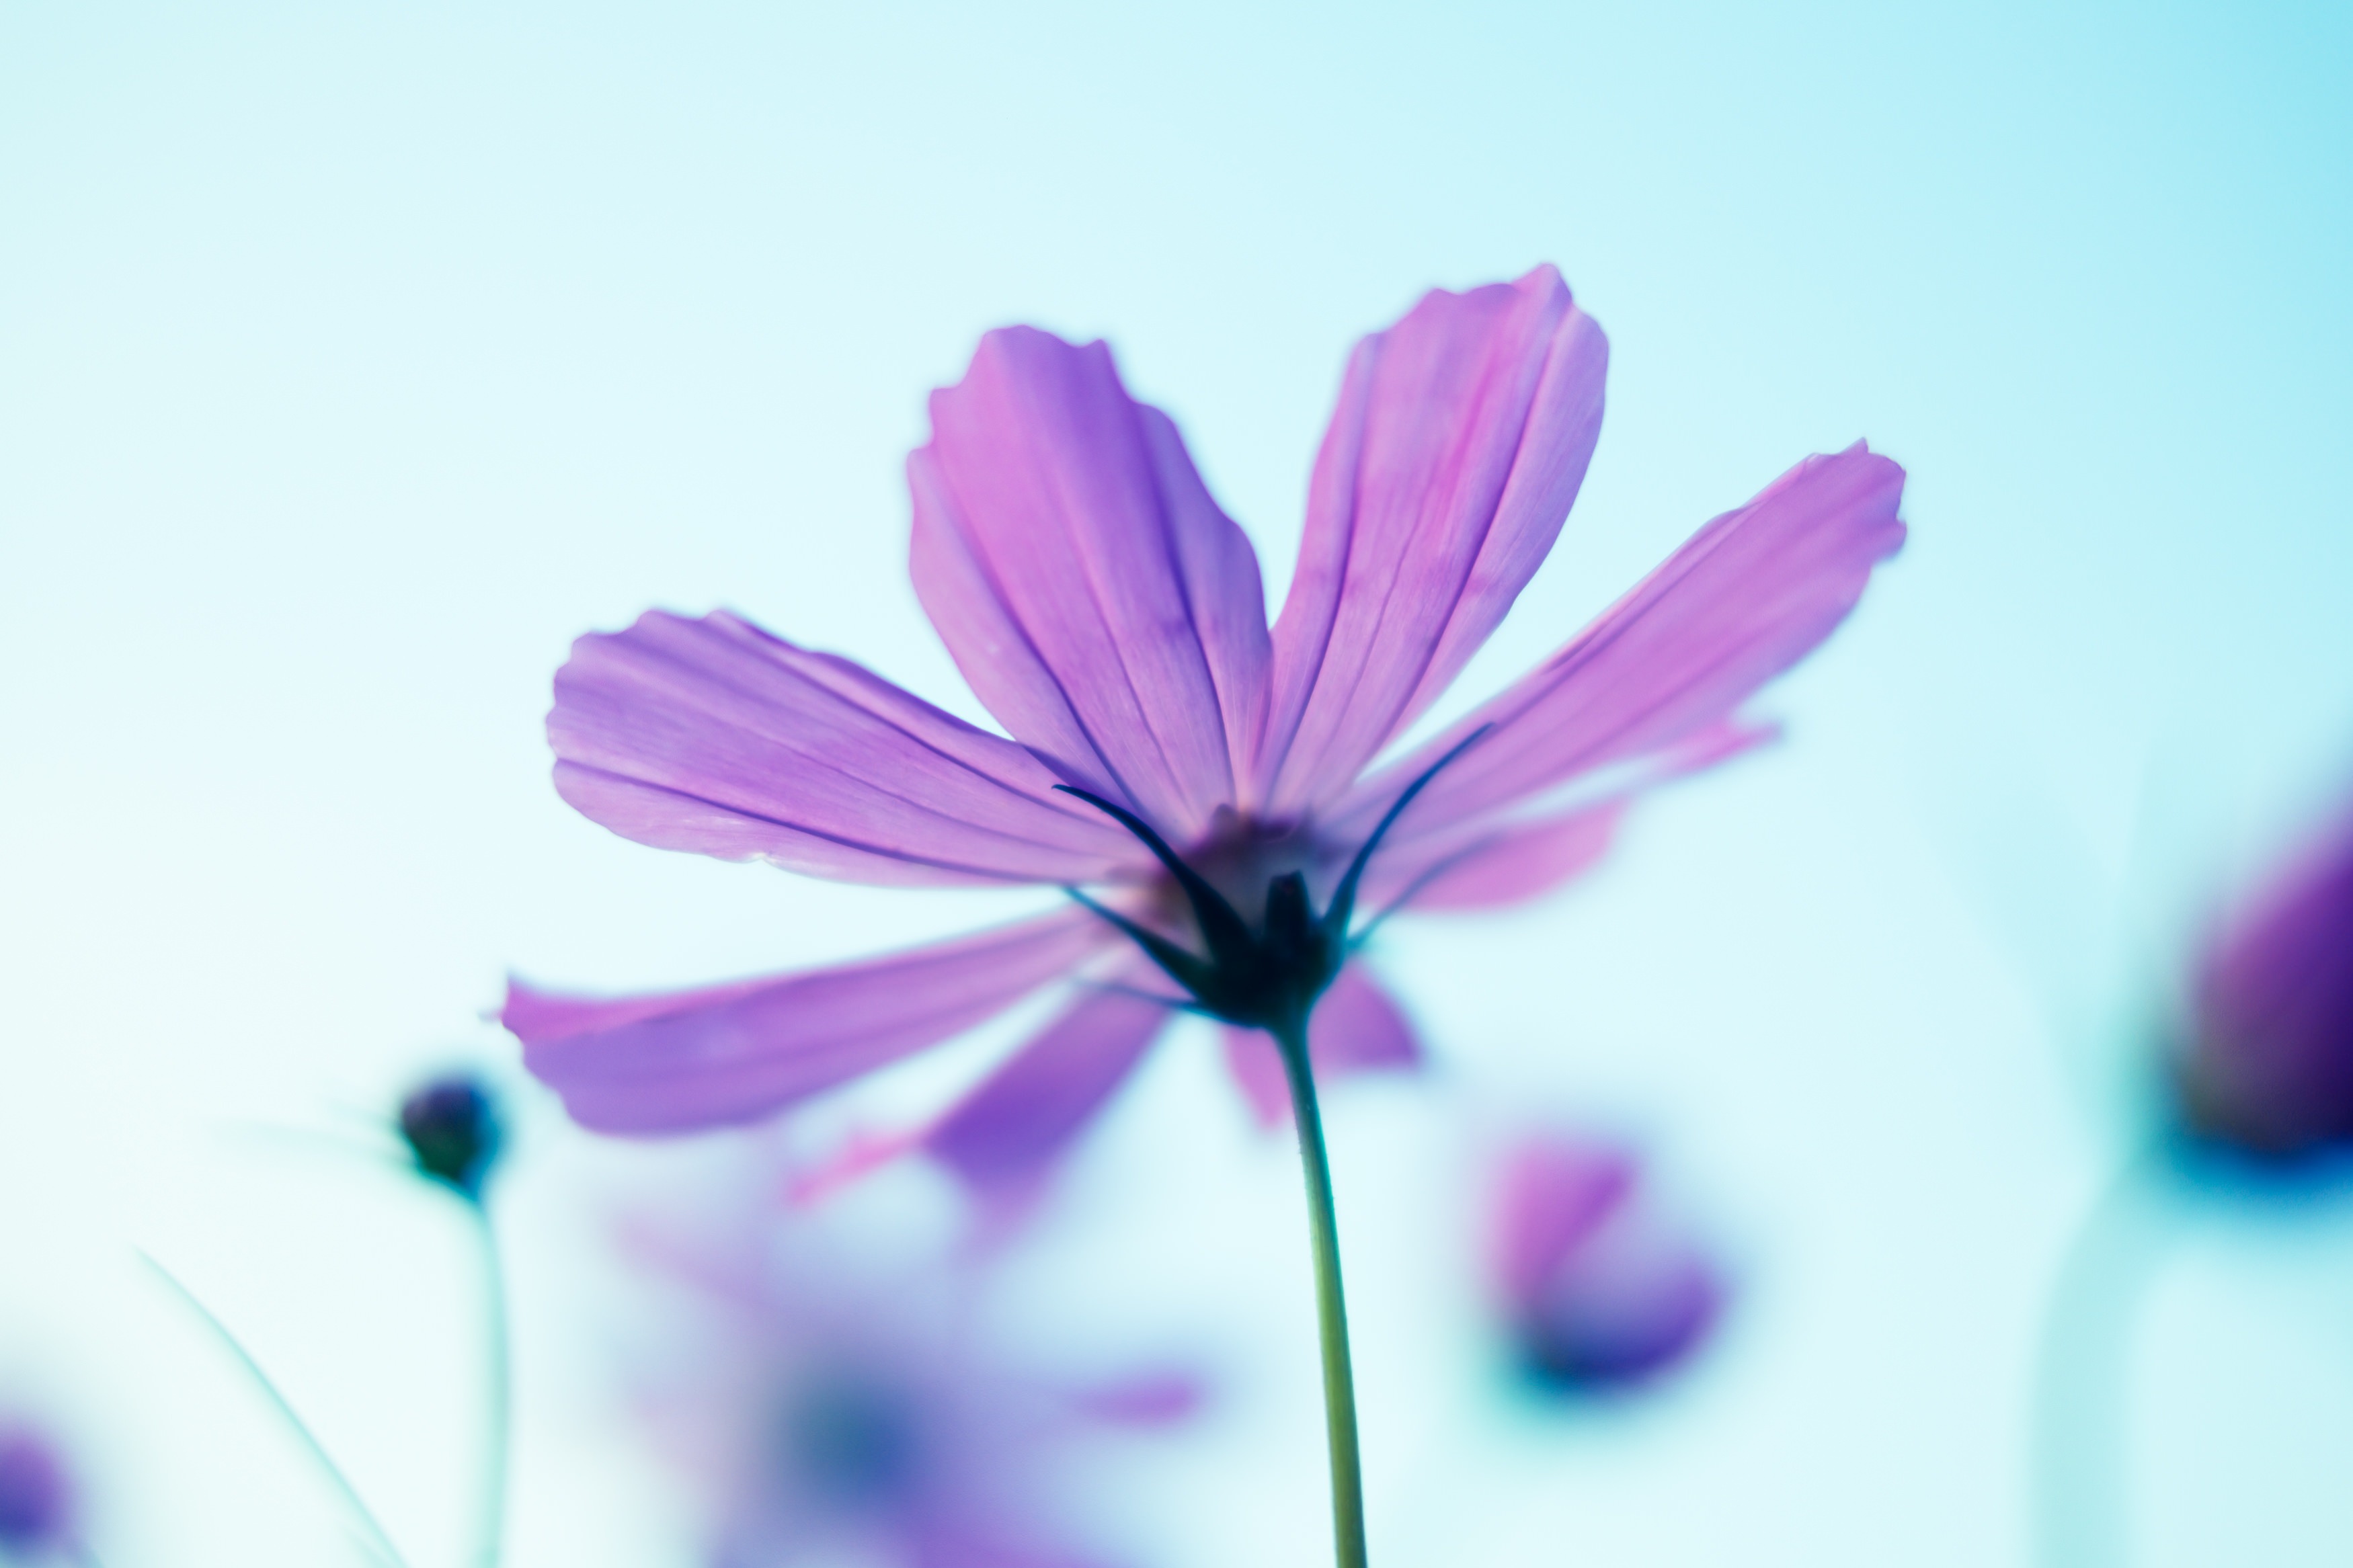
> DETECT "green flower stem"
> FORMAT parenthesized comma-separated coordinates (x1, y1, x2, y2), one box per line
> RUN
(1273, 1016, 1367, 1568)
(467, 1199, 512, 1568)
(2030, 1144, 2176, 1568)
(141, 1252, 410, 1568)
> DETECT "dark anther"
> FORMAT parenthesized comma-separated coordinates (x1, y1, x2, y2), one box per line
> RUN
(1263, 871, 1316, 967)
(1052, 726, 1490, 1034)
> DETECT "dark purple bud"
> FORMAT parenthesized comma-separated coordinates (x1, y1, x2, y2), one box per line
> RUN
(0, 1423, 74, 1553)
(398, 1073, 503, 1198)
(2173, 805, 2353, 1161)
(1486, 1132, 1724, 1393)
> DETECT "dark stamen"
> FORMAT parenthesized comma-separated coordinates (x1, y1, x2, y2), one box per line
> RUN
(1064, 886, 1218, 999)
(1048, 727, 1491, 1032)
(1054, 785, 1257, 965)
(1263, 870, 1318, 971)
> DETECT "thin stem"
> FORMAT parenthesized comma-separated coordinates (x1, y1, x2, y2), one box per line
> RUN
(1272, 1016, 1368, 1568)
(2029, 1144, 2177, 1568)
(139, 1253, 409, 1568)
(467, 1200, 512, 1568)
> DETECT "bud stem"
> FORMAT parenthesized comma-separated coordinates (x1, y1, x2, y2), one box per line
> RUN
(2030, 1143, 2175, 1568)
(141, 1253, 411, 1567)
(469, 1202, 512, 1568)
(1273, 1016, 1367, 1568)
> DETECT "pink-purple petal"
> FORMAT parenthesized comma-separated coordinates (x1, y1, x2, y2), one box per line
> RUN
(1328, 445, 1905, 845)
(1258, 266, 1609, 813)
(923, 968, 1180, 1193)
(1220, 964, 1424, 1126)
(508, 910, 1111, 1134)
(1351, 721, 1770, 915)
(909, 327, 1271, 839)
(550, 610, 1146, 887)
(1490, 1137, 1639, 1311)
(1361, 800, 1628, 915)
(1068, 1372, 1207, 1428)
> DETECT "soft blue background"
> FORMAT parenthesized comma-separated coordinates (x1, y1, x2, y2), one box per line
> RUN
(4, 2, 2350, 1564)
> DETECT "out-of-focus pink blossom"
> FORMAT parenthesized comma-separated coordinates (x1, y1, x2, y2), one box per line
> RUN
(510, 268, 1905, 1188)
(622, 1175, 1200, 1568)
(2173, 802, 2353, 1159)
(1486, 1132, 1724, 1391)
(0, 1421, 75, 1558)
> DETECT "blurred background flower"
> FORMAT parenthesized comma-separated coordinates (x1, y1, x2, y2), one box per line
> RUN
(614, 1150, 1202, 1568)
(2169, 800, 2353, 1165)
(1485, 1129, 1724, 1395)
(2028, 778, 2353, 1568)
(504, 273, 1901, 1216)
(0, 1418, 79, 1564)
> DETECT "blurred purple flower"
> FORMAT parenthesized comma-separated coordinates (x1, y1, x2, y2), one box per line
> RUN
(623, 1183, 1199, 1568)
(0, 1421, 75, 1557)
(508, 267, 1905, 1188)
(2173, 801, 2353, 1160)
(1486, 1132, 1724, 1391)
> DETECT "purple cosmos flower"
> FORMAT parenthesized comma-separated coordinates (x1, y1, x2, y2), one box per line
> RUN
(2171, 800, 2353, 1160)
(506, 265, 1906, 1192)
(0, 1422, 75, 1557)
(622, 1168, 1200, 1568)
(1486, 1131, 1724, 1391)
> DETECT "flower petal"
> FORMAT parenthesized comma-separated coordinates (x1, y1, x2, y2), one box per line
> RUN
(1070, 1372, 1209, 1427)
(1351, 723, 1771, 916)
(922, 967, 1180, 1193)
(1257, 266, 1608, 813)
(1361, 800, 1628, 915)
(1328, 445, 1905, 845)
(508, 910, 1109, 1133)
(909, 327, 1271, 839)
(551, 610, 1147, 887)
(1220, 964, 1424, 1126)
(1491, 1135, 1637, 1311)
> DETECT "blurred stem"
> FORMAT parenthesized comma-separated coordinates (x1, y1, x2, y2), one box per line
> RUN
(468, 1199, 512, 1568)
(140, 1253, 410, 1568)
(1273, 1015, 1367, 1568)
(2030, 1143, 2178, 1568)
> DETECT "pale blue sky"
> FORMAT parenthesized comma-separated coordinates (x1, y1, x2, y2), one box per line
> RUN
(4, 3, 2350, 1565)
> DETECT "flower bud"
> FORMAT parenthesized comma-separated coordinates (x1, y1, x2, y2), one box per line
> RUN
(1486, 1132, 1723, 1391)
(2172, 806, 2353, 1161)
(397, 1073, 503, 1198)
(0, 1421, 74, 1555)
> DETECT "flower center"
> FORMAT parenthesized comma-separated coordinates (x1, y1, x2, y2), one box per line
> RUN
(1054, 727, 1489, 1034)
(780, 1370, 922, 1508)
(1148, 809, 1327, 939)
